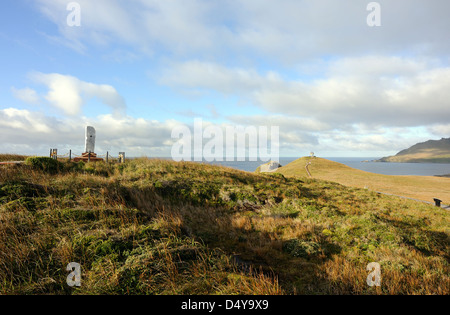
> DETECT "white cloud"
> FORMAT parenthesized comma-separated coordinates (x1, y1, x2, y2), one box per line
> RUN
(0, 108, 52, 134)
(35, 0, 220, 56)
(428, 124, 450, 137)
(255, 64, 450, 127)
(13, 0, 450, 157)
(30, 73, 126, 117)
(227, 114, 330, 132)
(0, 107, 178, 156)
(11, 87, 40, 104)
(35, 0, 450, 61)
(158, 61, 280, 94)
(0, 106, 441, 158)
(159, 57, 450, 128)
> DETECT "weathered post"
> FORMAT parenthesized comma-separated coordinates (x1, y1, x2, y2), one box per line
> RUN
(88, 151, 91, 163)
(119, 152, 125, 163)
(106, 151, 109, 163)
(69, 150, 72, 162)
(434, 198, 442, 207)
(52, 149, 58, 161)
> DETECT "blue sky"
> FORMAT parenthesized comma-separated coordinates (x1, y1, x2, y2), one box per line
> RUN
(1, 0, 450, 158)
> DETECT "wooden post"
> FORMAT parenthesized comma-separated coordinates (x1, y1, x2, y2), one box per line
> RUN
(434, 198, 442, 207)
(69, 150, 72, 162)
(88, 151, 91, 163)
(106, 151, 109, 163)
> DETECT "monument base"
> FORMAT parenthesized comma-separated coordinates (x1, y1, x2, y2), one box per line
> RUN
(73, 152, 104, 163)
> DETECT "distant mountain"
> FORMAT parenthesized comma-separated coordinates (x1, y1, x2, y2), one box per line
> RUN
(376, 138, 450, 163)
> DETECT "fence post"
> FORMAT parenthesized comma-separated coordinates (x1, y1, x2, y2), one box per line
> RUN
(88, 151, 91, 163)
(69, 150, 72, 162)
(119, 152, 125, 163)
(434, 198, 442, 207)
(106, 151, 109, 163)
(52, 149, 58, 161)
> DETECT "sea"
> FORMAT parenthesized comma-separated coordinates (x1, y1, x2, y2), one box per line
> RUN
(202, 157, 450, 176)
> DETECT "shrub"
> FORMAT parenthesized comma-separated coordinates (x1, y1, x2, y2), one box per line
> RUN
(282, 239, 321, 258)
(25, 157, 62, 174)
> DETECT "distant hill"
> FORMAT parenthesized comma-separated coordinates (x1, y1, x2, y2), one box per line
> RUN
(376, 138, 450, 163)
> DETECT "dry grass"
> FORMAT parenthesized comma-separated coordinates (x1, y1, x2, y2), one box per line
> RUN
(276, 157, 450, 204)
(0, 157, 448, 295)
(0, 154, 28, 162)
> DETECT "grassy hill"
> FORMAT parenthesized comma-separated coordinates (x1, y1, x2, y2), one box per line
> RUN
(0, 157, 449, 295)
(377, 138, 450, 163)
(276, 157, 450, 204)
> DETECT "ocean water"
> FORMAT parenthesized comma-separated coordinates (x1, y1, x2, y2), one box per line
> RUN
(204, 157, 450, 176)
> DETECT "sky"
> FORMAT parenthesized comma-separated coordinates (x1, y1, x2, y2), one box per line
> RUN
(1, 0, 449, 158)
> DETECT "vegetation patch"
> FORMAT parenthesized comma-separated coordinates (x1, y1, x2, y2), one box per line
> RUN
(25, 157, 62, 174)
(0, 157, 448, 295)
(283, 239, 322, 258)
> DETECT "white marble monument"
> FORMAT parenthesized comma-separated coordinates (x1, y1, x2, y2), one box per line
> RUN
(73, 126, 103, 162)
(85, 126, 96, 153)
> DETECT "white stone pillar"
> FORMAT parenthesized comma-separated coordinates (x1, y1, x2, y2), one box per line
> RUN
(85, 126, 96, 153)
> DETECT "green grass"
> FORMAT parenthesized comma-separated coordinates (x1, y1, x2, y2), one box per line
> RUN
(0, 157, 448, 295)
